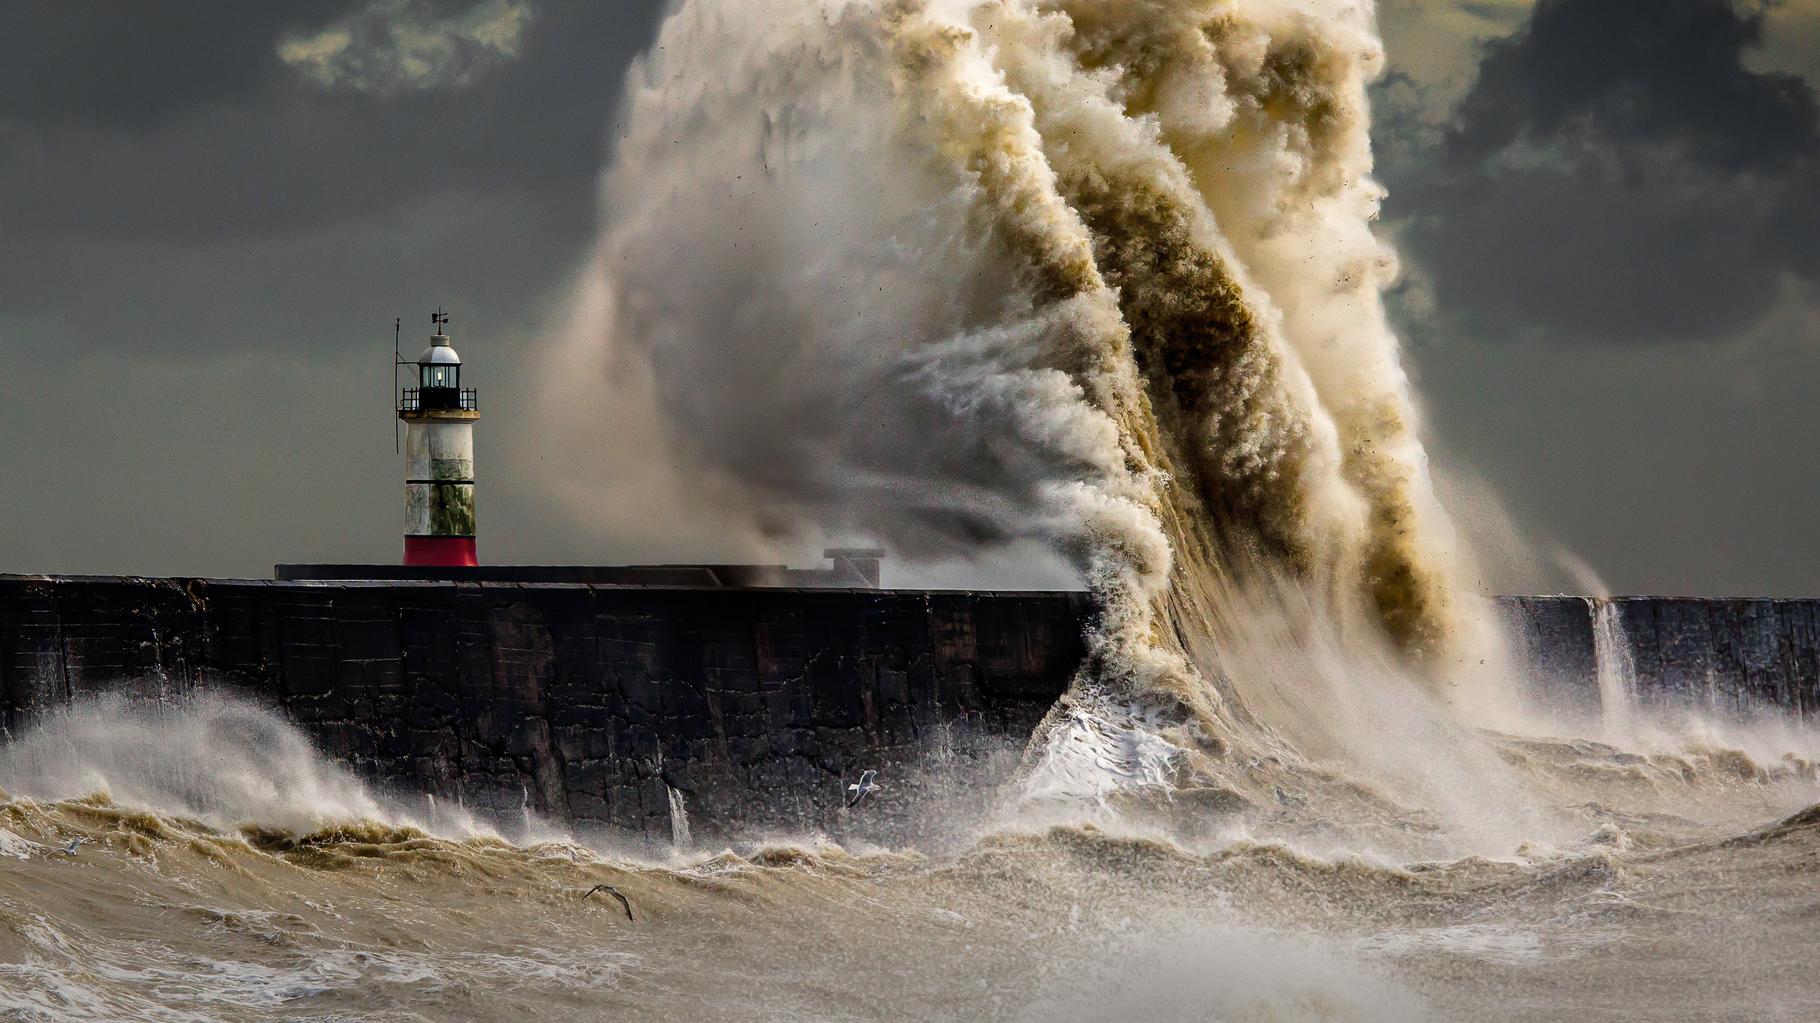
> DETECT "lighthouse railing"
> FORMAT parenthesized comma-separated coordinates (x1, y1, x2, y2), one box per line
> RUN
(398, 388, 478, 413)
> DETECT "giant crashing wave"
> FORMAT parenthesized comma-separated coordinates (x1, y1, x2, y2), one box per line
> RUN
(556, 0, 1529, 847)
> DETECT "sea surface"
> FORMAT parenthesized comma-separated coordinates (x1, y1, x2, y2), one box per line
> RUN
(0, 697, 1816, 1022)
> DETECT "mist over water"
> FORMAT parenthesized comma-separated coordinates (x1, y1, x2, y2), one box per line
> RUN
(0, 697, 392, 836)
(6, 1, 1820, 1020)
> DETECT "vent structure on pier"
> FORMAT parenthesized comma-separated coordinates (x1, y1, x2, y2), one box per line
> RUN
(397, 310, 479, 566)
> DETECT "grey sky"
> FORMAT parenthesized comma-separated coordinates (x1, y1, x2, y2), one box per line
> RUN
(1, 0, 1815, 595)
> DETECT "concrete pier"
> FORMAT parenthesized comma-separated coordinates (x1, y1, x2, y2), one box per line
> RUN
(1501, 595, 1820, 720)
(3, 577, 1816, 838)
(0, 576, 1088, 841)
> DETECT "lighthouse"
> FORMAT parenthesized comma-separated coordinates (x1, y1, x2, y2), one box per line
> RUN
(398, 310, 479, 566)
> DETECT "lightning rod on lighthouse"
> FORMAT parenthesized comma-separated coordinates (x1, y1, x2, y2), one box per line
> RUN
(396, 309, 479, 566)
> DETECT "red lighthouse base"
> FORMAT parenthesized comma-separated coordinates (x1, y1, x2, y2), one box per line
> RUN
(404, 536, 478, 567)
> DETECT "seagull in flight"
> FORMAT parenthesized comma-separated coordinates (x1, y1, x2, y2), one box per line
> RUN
(582, 884, 634, 922)
(845, 770, 881, 809)
(61, 838, 87, 856)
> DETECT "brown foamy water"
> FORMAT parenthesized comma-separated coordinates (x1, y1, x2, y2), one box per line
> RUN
(0, 697, 1816, 1022)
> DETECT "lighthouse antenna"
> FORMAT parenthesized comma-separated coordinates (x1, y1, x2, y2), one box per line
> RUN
(393, 316, 402, 454)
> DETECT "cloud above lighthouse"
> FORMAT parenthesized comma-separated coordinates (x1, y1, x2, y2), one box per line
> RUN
(279, 0, 534, 94)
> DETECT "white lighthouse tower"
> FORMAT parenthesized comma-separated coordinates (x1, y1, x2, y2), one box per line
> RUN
(398, 310, 479, 566)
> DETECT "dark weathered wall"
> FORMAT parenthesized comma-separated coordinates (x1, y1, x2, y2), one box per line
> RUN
(0, 576, 1089, 843)
(1499, 595, 1600, 714)
(5, 578, 1818, 840)
(1500, 596, 1820, 719)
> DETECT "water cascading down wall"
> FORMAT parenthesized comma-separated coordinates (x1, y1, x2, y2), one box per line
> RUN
(1, 576, 1816, 841)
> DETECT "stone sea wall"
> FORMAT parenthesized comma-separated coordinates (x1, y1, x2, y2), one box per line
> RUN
(0, 576, 1088, 843)
(3, 577, 1817, 839)
(1501, 595, 1820, 720)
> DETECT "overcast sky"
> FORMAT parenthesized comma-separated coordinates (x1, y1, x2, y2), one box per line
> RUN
(2, 0, 1816, 595)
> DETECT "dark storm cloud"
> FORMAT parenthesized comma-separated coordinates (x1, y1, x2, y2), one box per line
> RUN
(1, 2, 656, 242)
(0, 3, 354, 131)
(0, 1, 664, 359)
(1387, 0, 1820, 345)
(1448, 0, 1817, 170)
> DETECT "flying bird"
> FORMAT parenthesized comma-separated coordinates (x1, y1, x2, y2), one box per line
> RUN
(845, 770, 881, 809)
(583, 883, 634, 922)
(61, 838, 87, 856)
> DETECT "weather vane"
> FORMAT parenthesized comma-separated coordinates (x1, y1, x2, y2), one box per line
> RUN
(432, 308, 450, 332)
